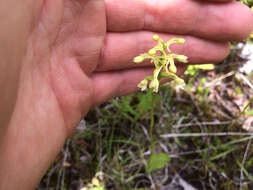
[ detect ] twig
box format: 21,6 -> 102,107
160,132 -> 253,138
140,124 -> 150,140
237,72 -> 253,89
205,71 -> 235,88
60,139 -> 70,190
173,120 -> 232,128
46,163 -> 61,188
239,137 -> 252,190
168,136 -> 253,158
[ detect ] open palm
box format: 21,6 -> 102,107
20,0 -> 252,134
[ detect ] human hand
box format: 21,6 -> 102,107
0,0 -> 252,189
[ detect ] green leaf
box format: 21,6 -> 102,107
138,90 -> 160,112
121,96 -> 137,116
245,109 -> 253,115
210,147 -> 238,161
138,90 -> 153,111
146,153 -> 171,173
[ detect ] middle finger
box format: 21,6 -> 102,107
96,31 -> 230,71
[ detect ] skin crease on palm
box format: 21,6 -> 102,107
0,0 -> 252,189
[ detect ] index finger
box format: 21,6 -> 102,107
105,0 -> 253,41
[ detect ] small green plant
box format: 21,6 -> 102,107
184,64 -> 214,77
133,35 -> 188,174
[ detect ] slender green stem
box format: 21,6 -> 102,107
149,93 -> 155,152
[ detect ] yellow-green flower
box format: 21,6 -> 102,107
152,35 -> 160,41
138,79 -> 148,91
133,35 -> 188,93
149,78 -> 159,93
133,56 -> 145,63
148,48 -> 156,55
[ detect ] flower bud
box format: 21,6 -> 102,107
175,78 -> 185,85
174,55 -> 188,63
169,63 -> 177,73
138,79 -> 148,91
133,56 -> 144,63
92,178 -> 100,187
148,49 -> 156,55
167,38 -> 185,45
152,35 -> 160,41
176,38 -> 185,44
250,32 -> 253,39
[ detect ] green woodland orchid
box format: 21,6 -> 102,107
133,35 -> 188,93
